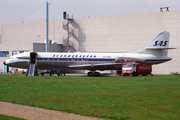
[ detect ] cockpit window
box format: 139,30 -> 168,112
8,57 -> 13,59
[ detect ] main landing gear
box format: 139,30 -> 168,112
87,72 -> 100,77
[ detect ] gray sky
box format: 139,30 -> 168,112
0,0 -> 180,34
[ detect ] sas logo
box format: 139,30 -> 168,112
153,41 -> 168,46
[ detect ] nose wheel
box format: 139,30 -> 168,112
87,72 -> 100,77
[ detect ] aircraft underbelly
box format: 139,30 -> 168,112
36,61 -> 67,69
36,60 -> 117,70
8,60 -> 29,69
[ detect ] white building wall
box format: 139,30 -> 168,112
0,21 -> 64,72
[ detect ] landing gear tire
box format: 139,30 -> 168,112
88,72 -> 94,76
132,73 -> 138,76
142,73 -> 147,76
94,72 -> 100,77
87,72 -> 100,77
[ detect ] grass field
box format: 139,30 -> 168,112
0,115 -> 25,120
0,74 -> 180,120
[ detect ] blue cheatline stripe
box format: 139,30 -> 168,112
44,58 -> 116,62
17,57 -> 29,59
17,57 -> 116,62
15,57 -> 171,63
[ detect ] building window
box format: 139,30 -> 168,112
12,50 -> 29,55
0,51 -> 9,57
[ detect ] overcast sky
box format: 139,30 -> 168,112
0,0 -> 180,34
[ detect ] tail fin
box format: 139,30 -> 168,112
145,31 -> 170,50
133,31 -> 175,56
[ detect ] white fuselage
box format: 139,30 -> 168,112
3,31 -> 173,75
4,51 -> 172,71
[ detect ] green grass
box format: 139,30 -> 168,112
0,74 -> 180,120
0,115 -> 25,120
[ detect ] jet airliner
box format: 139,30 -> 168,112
4,31 -> 173,76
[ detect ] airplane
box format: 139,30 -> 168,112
4,31 -> 174,76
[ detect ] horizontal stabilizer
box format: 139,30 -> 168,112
146,47 -> 176,50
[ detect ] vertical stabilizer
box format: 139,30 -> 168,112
145,31 -> 170,49
133,31 -> 174,56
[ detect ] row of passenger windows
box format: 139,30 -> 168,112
37,58 -> 114,61
53,54 -> 97,58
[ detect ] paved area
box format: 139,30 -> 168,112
0,102 -> 103,120
41,73 -> 121,77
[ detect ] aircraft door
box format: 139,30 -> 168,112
30,52 -> 37,64
27,52 -> 37,76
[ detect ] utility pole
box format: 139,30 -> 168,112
46,1 -> 49,52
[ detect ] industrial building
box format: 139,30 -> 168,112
0,11 -> 180,74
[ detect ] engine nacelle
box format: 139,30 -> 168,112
115,57 -> 124,63
116,57 -> 145,64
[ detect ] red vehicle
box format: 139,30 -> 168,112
122,62 -> 152,77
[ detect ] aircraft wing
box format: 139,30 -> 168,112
68,63 -> 123,70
